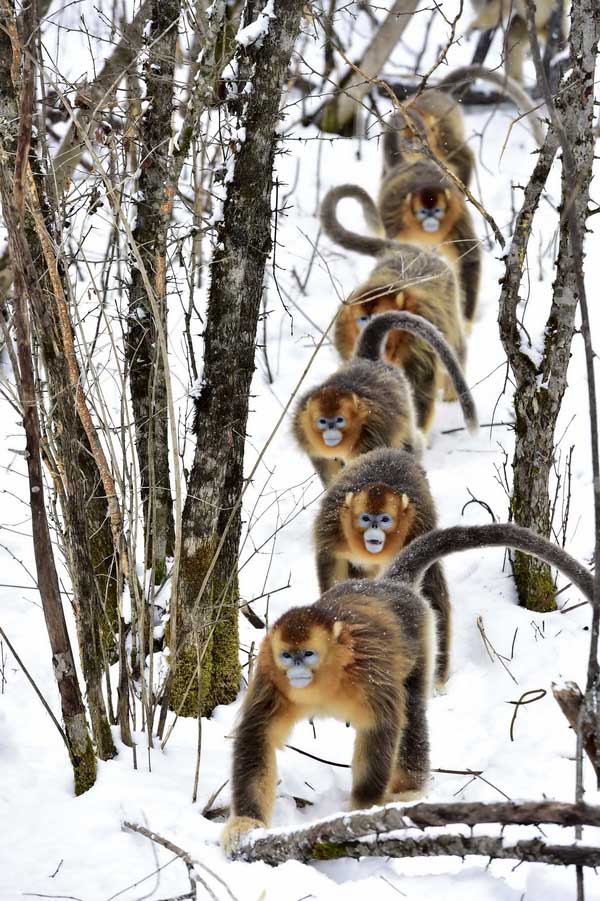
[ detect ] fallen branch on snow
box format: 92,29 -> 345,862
122,821 -> 238,901
231,800 -> 600,865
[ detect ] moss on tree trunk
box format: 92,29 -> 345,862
172,0 -> 306,718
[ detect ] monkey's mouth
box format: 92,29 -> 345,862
421,217 -> 441,233
363,527 -> 386,554
288,672 -> 313,688
323,428 -> 343,447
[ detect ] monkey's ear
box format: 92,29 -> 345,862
401,493 -> 409,510
350,393 -> 361,411
406,192 -> 412,205
395,292 -> 405,309
345,491 -> 354,507
332,620 -> 354,646
444,188 -> 451,201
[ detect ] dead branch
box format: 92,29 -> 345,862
244,833 -> 600,866
552,681 -> 600,779
232,800 -> 600,865
122,821 -> 238,901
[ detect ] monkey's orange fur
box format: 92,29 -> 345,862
337,485 -> 415,577
221,593 -> 432,855
298,388 -> 369,461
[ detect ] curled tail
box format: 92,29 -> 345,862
388,522 -> 593,602
320,184 -> 394,257
437,65 -> 545,147
355,311 -> 478,433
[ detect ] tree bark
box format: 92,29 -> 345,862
240,833 -> 600,867
126,0 -> 180,582
0,0 -> 96,792
553,681 -> 600,778
231,799 -> 600,864
320,0 -> 420,134
171,0 -> 307,717
0,0 -> 116,758
498,1 -> 598,611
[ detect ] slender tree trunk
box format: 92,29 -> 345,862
126,0 -> 180,582
498,1 -> 598,611
0,1 -> 96,792
171,0 -> 307,717
0,0 -> 116,757
319,0 -> 419,134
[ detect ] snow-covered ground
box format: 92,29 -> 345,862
1,2 -> 599,899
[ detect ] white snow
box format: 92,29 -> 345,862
236,0 -> 276,49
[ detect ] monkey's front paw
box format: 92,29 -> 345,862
221,816 -> 265,857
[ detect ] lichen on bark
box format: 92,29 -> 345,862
171,0 -> 306,718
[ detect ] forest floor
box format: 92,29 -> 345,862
1,2 -> 599,899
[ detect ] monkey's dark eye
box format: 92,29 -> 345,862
358,513 -> 371,527
280,651 -> 293,662
303,650 -> 315,659
379,514 -> 393,528
317,417 -> 328,429
335,416 -> 346,428
356,315 -> 370,327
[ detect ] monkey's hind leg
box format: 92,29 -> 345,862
441,373 -> 459,402
421,561 -> 451,687
505,16 -> 527,83
316,547 -> 350,593
313,456 -> 344,487
351,719 -> 402,810
405,352 -> 438,434
389,661 -> 430,801
441,341 -> 468,403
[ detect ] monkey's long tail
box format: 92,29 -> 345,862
355,310 -> 478,433
320,184 -> 394,257
437,65 -> 545,147
388,522 -> 593,602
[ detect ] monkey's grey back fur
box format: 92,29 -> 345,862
295,359 -> 416,453
365,247 -> 454,293
320,577 -> 429,645
356,311 -> 478,432
436,65 -> 545,146
316,448 -> 438,550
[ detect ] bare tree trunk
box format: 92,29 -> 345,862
0,0 -> 117,758
171,0 -> 307,717
498,1 -> 598,611
0,0 -> 96,793
126,0 -> 180,582
320,0 -> 420,134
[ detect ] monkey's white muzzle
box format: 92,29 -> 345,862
363,527 -> 386,553
287,667 -> 313,688
323,428 -> 343,447
421,217 -> 440,233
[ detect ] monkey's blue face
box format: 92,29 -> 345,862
316,415 -> 346,447
415,206 -> 445,232
357,512 -> 394,554
279,649 -> 320,688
